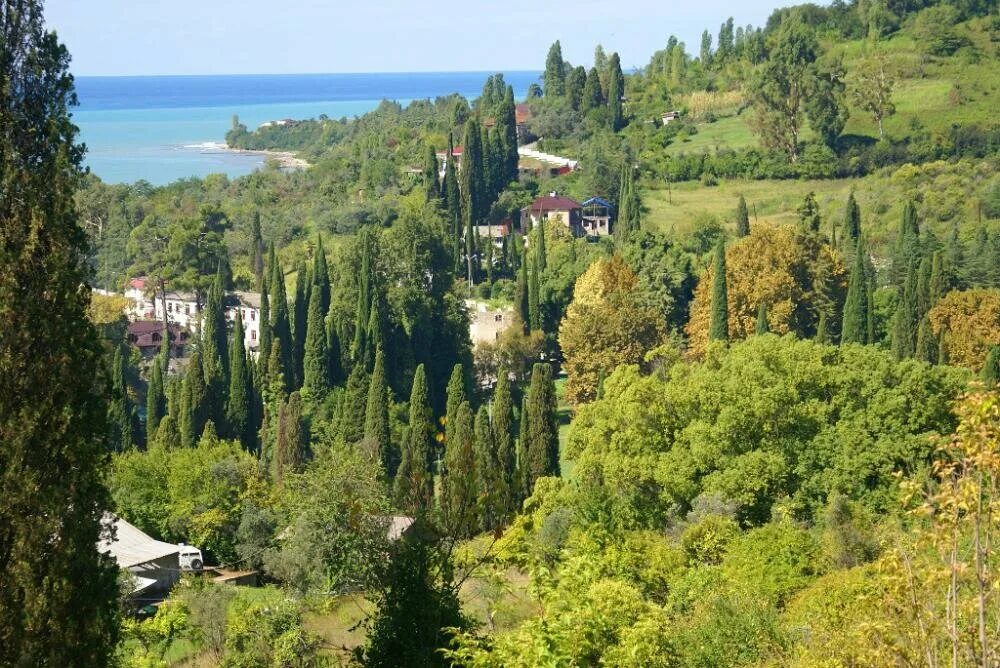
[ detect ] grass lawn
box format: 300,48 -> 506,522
664,115 -> 757,155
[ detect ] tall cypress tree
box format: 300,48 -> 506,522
313,234 -> 331,314
866,279 -> 877,345
709,241 -> 729,343
249,210 -> 265,281
892,263 -> 919,360
815,310 -> 830,344
444,144 -> 462,267
326,309 -> 344,386
608,52 -> 625,130
201,268 -> 228,425
982,346 -> 1000,387
929,250 -> 947,306
516,396 -> 530,503
492,373 -> 515,512
755,302 -> 770,335
516,255 -> 530,332
543,40 -> 566,97
499,85 -> 519,181
915,314 -> 938,364
445,363 -> 466,448
292,258 -> 308,389
841,238 -> 869,345
443,401 -> 477,536
303,287 -> 330,398
527,256 -> 541,332
339,362 -> 369,444
268,245 -> 293,387
916,256 -> 932,321
582,67 -> 604,112
258,273 -> 271,373
474,404 -> 503,531
108,346 -> 134,451
226,314 -> 253,450
364,348 -> 391,472
524,363 -> 559,498
180,349 -> 207,448
395,364 -> 434,512
844,191 -> 861,243
146,353 -> 166,437
736,195 -> 750,238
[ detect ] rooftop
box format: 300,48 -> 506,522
98,514 -> 181,569
524,194 -> 582,212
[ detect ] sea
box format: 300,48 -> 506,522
73,72 -> 540,186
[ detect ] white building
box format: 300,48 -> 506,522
466,300 -> 515,347
98,515 -> 201,599
124,278 -> 261,352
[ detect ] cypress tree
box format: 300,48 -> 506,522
180,349 -> 208,448
423,145 -> 441,201
273,391 -> 307,484
982,346 -> 1000,387
916,256 -> 932,320
709,241 -> 729,343
249,210 -> 265,280
365,297 -> 385,372
582,67 -> 603,112
866,279 -> 877,345
313,234 -> 331,315
364,348 -> 391,472
608,52 -> 625,130
474,404 -> 502,531
226,315 -> 253,449
201,269 -> 228,425
736,195 -> 750,238
596,368 -> 606,400
154,414 -> 180,451
516,256 -> 530,332
353,229 -> 373,361
567,65 -> 587,110
292,258 -> 308,389
755,302 -> 770,335
442,401 -> 477,536
303,286 -> 330,398
108,347 -> 134,451
146,354 -> 166,437
445,147 -> 462,267
528,256 -> 541,332
445,364 -> 466,446
395,364 -> 435,512
524,363 -> 559,497
841,238 -> 869,344
492,373 -> 515,510
616,163 -> 641,242
459,118 -> 486,227
844,191 -> 861,243
543,40 -> 566,97
929,251 -> 946,306
915,314 -> 938,364
258,273 -> 271,373
326,309 -> 344,386
516,396 -> 530,503
893,200 -> 920,283
500,85 -> 519,181
535,214 -> 547,272
268,246 -> 293,387
339,362 -> 369,444
892,264 -> 918,360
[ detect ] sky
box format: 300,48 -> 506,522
44,0 -> 784,77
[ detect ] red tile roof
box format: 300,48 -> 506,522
435,146 -> 464,157
515,104 -> 532,124
525,195 -> 582,212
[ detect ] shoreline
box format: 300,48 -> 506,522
186,141 -> 309,170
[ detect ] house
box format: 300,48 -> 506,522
474,220 -> 512,249
126,321 -> 189,357
126,278 -> 262,352
516,146 -> 579,179
521,193 -> 584,237
661,110 -> 682,125
435,146 -> 463,179
467,300 -> 515,346
581,197 -> 614,237
515,104 -> 534,144
98,515 -> 202,600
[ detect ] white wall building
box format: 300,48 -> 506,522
466,300 -> 515,347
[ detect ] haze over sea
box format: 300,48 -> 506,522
74,72 -> 539,185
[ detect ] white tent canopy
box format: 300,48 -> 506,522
98,514 -> 180,569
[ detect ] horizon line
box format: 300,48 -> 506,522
73,69 -> 544,79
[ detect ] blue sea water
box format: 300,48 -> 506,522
73,72 -> 540,185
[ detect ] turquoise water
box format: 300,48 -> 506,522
74,72 -> 538,185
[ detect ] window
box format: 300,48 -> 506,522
251,330 -> 256,341
185,304 -> 191,315
251,310 -> 255,321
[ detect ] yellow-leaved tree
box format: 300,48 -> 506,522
685,225 -> 846,357
559,255 -> 664,405
928,288 -> 1000,371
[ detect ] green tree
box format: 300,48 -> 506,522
528,256 -> 542,331
226,315 -> 253,450
200,268 -> 228,426
302,287 -> 330,398
443,401 -> 477,535
108,346 -> 135,451
268,245 -> 293,387
395,364 -> 435,512
272,391 -> 307,484
849,51 -> 895,140
567,65 -> 587,110
582,67 -> 604,112
748,16 -> 819,162
445,363 -> 466,449
147,352 -> 166,437
798,192 -> 821,232
292,258 -> 308,388
0,3 -> 121,658
892,265 -> 918,360
180,349 -> 208,448
736,195 -> 750,238
709,241 -> 730,343
339,362 -> 370,445
423,145 -> 441,201
844,191 -> 861,243
364,349 -> 391,472
616,163 -> 641,242
700,29 -> 713,66
474,404 -> 503,530
982,346 -> 1000,387
492,373 -> 515,513
608,52 -> 625,130
544,40 -> 567,97
524,363 -> 559,497
842,238 -> 869,345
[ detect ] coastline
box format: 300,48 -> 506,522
185,141 -> 309,170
